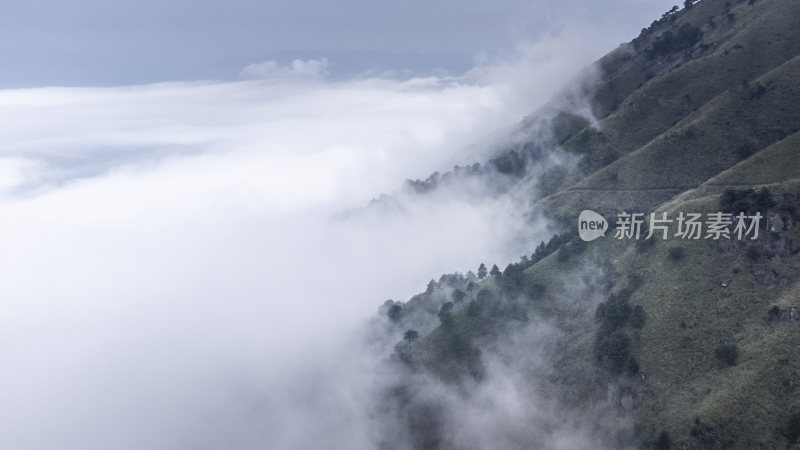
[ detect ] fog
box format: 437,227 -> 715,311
2,33 -> 618,449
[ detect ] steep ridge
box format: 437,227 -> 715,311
540,0 -> 800,216
372,0 -> 800,448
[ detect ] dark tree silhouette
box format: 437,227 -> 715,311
387,304 -> 402,322
477,263 -> 487,279
426,279 -> 436,294
451,289 -> 466,305
438,302 -> 455,327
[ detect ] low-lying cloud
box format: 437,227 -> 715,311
0,31 -> 615,449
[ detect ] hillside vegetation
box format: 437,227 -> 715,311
374,0 -> 800,448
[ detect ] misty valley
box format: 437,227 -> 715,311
3,0 -> 800,449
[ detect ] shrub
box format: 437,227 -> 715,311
720,188 -> 775,215
668,247 -> 685,261
714,344 -> 739,366
768,305 -> 781,321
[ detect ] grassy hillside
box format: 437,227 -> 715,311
376,0 -> 800,448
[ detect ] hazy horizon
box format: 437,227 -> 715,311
1,0 -> 676,87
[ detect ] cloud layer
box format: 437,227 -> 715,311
0,33 -> 610,448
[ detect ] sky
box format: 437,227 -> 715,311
0,0 -> 677,87
0,1 -> 679,448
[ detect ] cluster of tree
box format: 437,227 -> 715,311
720,187 -> 775,215
646,23 -> 703,59
425,271 -> 479,295
637,3 -> 681,40
405,142 -> 548,197
405,163 -> 484,194
594,287 -> 646,374
473,234 -> 570,299
663,5 -> 680,19
394,329 -> 418,366
465,288 -> 528,328
391,231 -> 579,370
387,302 -> 403,322
531,233 -> 572,266
438,302 -> 455,328
475,262 -> 501,280
489,150 -> 527,177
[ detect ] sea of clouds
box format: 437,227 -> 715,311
0,33 -> 619,448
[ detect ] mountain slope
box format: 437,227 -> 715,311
373,0 -> 800,448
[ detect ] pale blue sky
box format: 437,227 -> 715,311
0,0 -> 677,87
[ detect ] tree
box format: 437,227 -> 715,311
451,289 -> 466,305
490,264 -> 501,277
438,302 -> 455,327
684,0 -> 695,8
500,263 -> 524,294
387,304 -> 402,322
403,329 -> 419,343
426,279 -> 436,294
477,263 -> 487,279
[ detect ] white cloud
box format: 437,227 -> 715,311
240,58 -> 331,80
0,30 -> 602,447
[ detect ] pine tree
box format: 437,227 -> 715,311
490,264 -> 501,277
426,279 -> 436,294
477,263 -> 487,279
